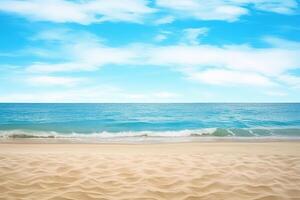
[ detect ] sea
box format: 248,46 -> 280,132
0,103 -> 300,143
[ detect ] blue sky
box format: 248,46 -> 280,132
0,0 -> 300,102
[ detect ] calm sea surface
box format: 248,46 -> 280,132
0,103 -> 300,141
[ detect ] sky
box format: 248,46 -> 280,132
0,0 -> 300,103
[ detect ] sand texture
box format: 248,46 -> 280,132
0,142 -> 300,200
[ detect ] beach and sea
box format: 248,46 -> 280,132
0,103 -> 300,200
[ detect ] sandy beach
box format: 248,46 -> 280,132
0,142 -> 300,200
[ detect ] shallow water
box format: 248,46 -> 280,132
0,103 -> 299,141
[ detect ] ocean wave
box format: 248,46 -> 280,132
0,128 -> 300,139
0,128 -> 216,138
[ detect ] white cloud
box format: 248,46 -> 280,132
182,28 -> 209,45
26,30 -> 138,73
154,34 -> 167,42
0,86 -> 181,103
265,91 -> 287,97
154,31 -> 171,42
253,0 -> 298,14
26,75 -> 85,87
31,28 -> 75,41
156,0 -> 298,22
186,69 -> 274,86
277,74 -> 300,88
264,36 -> 300,49
154,15 -> 175,24
27,43 -> 137,72
0,86 -> 120,103
0,0 -> 297,25
0,0 -> 155,24
156,0 -> 248,22
145,37 -> 300,87
146,41 -> 300,77
23,30 -> 300,89
27,62 -> 95,73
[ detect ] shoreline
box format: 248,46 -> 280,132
1,141 -> 300,154
1,136 -> 300,144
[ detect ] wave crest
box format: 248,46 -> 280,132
0,128 -> 217,138
1,128 -> 300,139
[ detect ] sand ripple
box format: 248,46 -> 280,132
0,151 -> 300,199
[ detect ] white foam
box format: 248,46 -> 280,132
0,128 -> 217,138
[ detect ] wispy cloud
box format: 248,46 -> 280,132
186,69 -> 274,87
154,15 -> 175,25
0,85 -> 181,103
182,28 -> 209,45
277,74 -> 300,89
154,31 -> 171,42
156,0 -> 298,22
1,1 -> 299,103
0,0 -> 298,24
26,29 -> 137,73
154,34 -> 167,42
0,0 -> 155,24
26,75 -> 85,87
156,0 -> 248,22
254,0 -> 298,14
23,29 -> 300,89
266,91 -> 288,97
146,43 -> 300,77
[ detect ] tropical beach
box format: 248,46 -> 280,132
0,103 -> 300,199
1,0 -> 300,199
1,142 -> 300,200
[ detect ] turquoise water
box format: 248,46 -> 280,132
0,103 -> 300,141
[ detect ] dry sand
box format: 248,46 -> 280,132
0,142 -> 300,200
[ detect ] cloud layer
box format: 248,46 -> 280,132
0,0 -> 155,24
157,0 -> 298,22
22,29 -> 300,89
0,0 -> 298,24
0,1 -> 299,102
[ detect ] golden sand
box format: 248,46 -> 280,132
0,142 -> 300,200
